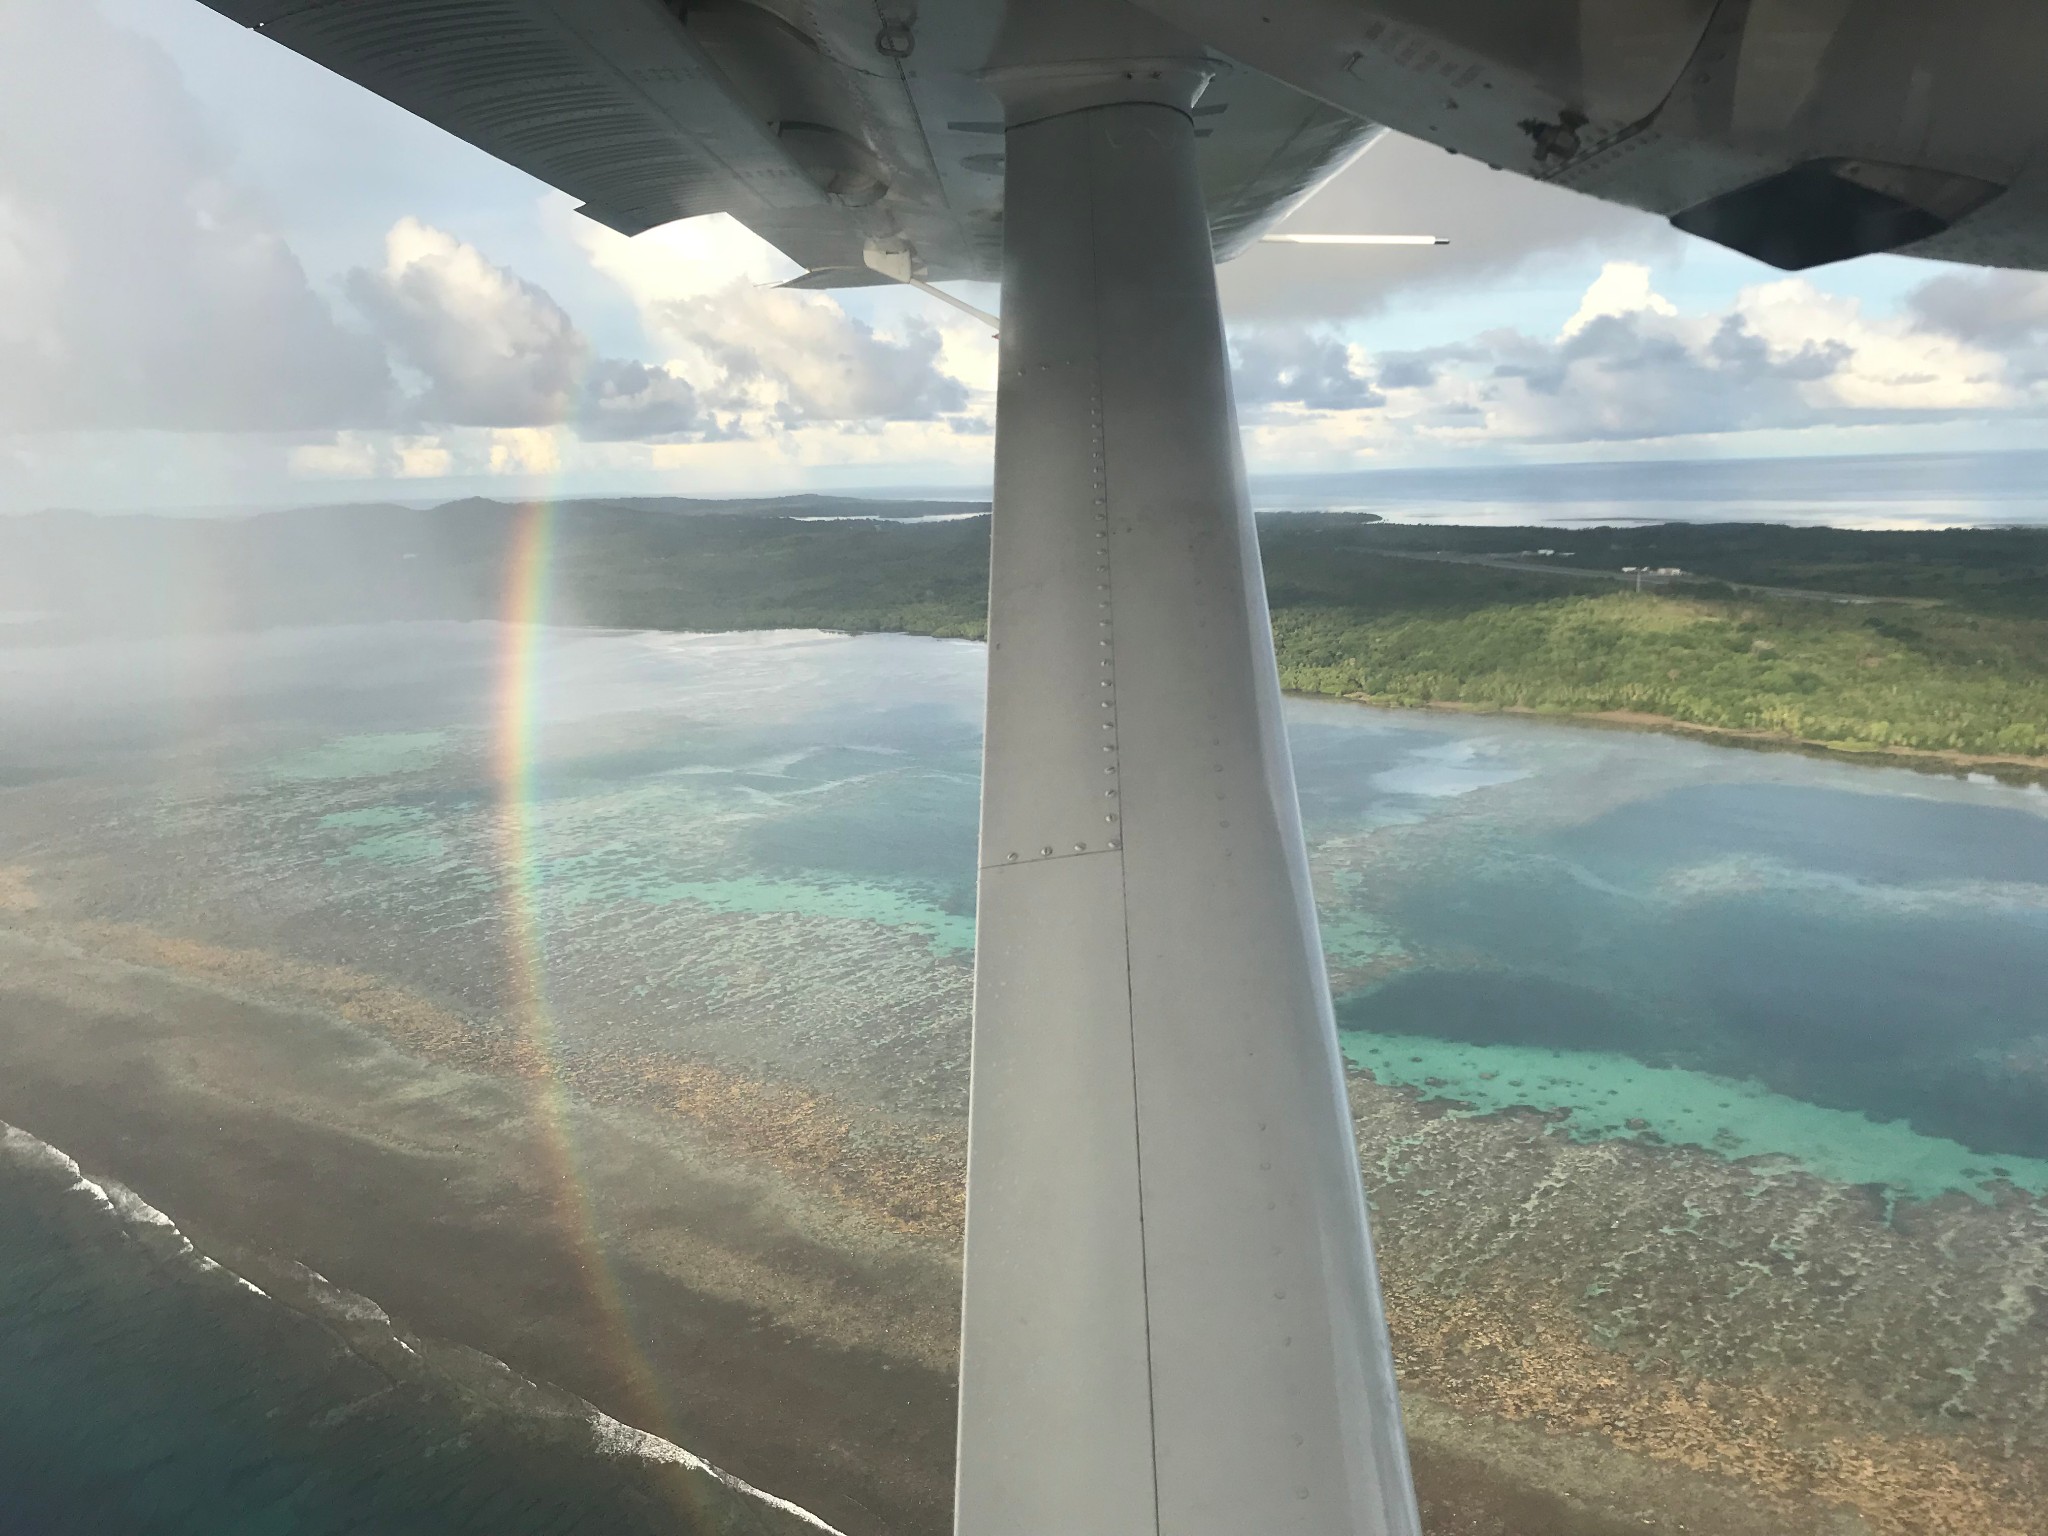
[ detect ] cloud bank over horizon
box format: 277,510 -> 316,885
2,0 -> 2046,511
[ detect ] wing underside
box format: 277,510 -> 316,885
199,0 -> 1377,283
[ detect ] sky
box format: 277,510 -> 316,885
2,0 -> 2046,513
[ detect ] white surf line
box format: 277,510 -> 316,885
1,1121 -> 268,1296
0,1118 -> 850,1534
589,1415 -> 849,1534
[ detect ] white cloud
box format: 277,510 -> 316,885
1234,329 -> 1383,411
1232,263 -> 2034,453
1908,269 -> 2048,344
287,433 -> 455,480
1561,262 -> 1678,337
572,214 -> 975,428
7,2 -> 2048,510
0,0 -> 390,433
345,217 -> 708,441
348,218 -> 586,428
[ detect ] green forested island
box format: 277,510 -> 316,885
6,497 -> 2046,765
1257,519 -> 2048,763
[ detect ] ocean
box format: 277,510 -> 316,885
0,621 -> 2043,1530
0,1125 -> 834,1536
1247,449 -> 2048,528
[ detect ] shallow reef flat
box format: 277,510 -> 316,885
1,897 -> 2042,1535
1,625 -> 2043,1534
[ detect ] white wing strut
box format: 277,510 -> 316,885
864,244 -> 1002,332
954,48 -> 1420,1536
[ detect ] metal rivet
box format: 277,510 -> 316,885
1007,852 -> 1017,861
1074,843 -> 1086,852
1105,815 -> 1117,823
1041,846 -> 1053,856
1108,839 -> 1120,849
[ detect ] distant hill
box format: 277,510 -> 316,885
4,497 -> 2046,765
0,495 -> 989,638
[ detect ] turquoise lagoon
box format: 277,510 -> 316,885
10,622 -> 2046,1199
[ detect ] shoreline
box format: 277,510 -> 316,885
0,1117 -> 850,1536
0,922 -> 963,1535
1322,691 -> 2048,782
4,909 -> 2043,1534
9,611 -> 2044,788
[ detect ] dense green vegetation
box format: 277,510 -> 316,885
1257,519 -> 2048,760
1319,518 -> 2048,616
549,508 -> 990,640
1271,590 -> 2048,757
7,499 -> 2045,762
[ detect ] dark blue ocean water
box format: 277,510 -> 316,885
1249,449 -> 2048,527
0,1127 -> 822,1536
878,449 -> 2048,528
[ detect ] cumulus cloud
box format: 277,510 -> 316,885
347,219 -> 586,428
672,289 -> 967,422
572,214 -> 973,428
0,0 -> 391,432
0,7 -> 706,447
1906,269 -> 2048,399
1908,269 -> 2048,343
578,359 -> 707,442
14,0 -> 2048,509
1234,263 -> 2031,448
346,218 -> 705,439
3,2 -> 966,458
1233,329 -> 1383,410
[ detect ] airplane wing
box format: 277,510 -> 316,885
205,1 -> 2048,282
1134,0 -> 2048,273
196,0 -> 1378,285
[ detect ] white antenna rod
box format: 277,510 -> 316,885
903,277 -> 1001,330
1261,234 -> 1448,246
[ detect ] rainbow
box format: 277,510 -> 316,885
491,501 -> 701,1485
